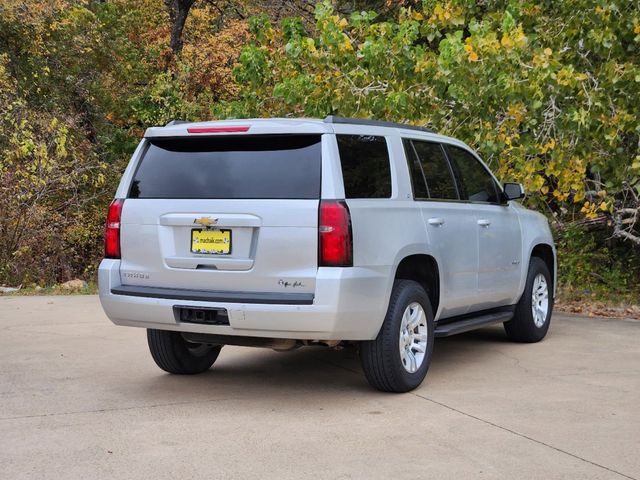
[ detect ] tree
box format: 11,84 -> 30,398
165,0 -> 197,54
163,0 -> 421,55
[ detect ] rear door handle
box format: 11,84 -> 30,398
428,218 -> 445,226
477,219 -> 491,227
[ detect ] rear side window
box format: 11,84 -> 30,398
337,135 -> 391,198
446,145 -> 500,203
129,135 -> 322,199
409,140 -> 458,200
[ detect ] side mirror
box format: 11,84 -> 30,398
503,182 -> 525,201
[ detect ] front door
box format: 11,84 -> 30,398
444,145 -> 522,311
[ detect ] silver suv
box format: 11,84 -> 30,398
99,116 -> 556,392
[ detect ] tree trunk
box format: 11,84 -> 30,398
165,0 -> 196,54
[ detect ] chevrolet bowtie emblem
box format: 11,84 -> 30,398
193,216 -> 218,227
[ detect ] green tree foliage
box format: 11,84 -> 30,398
1,0 -> 639,299
222,0 -> 640,229
218,0 -> 640,297
0,0 -> 248,285
0,53 -> 108,284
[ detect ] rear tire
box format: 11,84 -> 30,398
504,257 -> 553,343
360,280 -> 435,393
147,329 -> 222,374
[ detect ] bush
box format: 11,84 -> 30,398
556,224 -> 639,301
0,55 -> 109,286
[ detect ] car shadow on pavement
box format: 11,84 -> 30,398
137,324 -> 512,398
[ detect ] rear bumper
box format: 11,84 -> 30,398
98,259 -> 391,340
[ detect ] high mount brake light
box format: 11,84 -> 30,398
104,199 -> 124,259
319,200 -> 353,267
186,126 -> 250,134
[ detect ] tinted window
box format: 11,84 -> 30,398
411,140 -> 458,200
447,146 -> 500,203
129,135 -> 321,199
337,135 -> 391,198
402,139 -> 429,199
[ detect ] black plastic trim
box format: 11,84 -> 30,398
111,285 -> 314,305
435,306 -> 515,337
173,305 -> 230,325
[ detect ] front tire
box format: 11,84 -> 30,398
360,280 -> 435,393
147,329 -> 222,374
504,257 -> 553,343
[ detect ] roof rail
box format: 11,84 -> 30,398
323,115 -> 435,133
165,119 -> 189,126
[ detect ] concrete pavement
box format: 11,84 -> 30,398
0,295 -> 638,479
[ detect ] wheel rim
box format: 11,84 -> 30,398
399,302 -> 429,374
531,273 -> 549,328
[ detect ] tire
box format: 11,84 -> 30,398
360,280 -> 435,393
504,257 -> 553,343
147,329 -> 222,374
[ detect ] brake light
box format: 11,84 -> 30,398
187,126 -> 250,133
319,200 -> 353,267
104,199 -> 124,259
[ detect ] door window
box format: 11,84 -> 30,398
402,139 -> 429,199
446,146 -> 501,203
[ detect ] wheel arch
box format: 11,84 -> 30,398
529,243 -> 556,298
392,253 -> 441,319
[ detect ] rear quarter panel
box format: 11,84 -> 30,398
326,131 -> 441,327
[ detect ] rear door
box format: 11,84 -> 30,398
118,134 -> 323,296
403,138 -> 479,318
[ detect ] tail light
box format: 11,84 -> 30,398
319,200 -> 353,267
104,199 -> 124,259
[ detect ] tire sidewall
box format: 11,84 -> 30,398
385,281 -> 435,391
147,329 -> 221,374
520,258 -> 553,340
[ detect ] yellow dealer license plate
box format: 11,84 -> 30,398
191,229 -> 231,255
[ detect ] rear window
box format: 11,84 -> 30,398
337,135 -> 392,198
129,135 -> 322,199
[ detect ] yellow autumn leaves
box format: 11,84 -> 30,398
464,41 -> 479,62
581,190 -> 611,220
428,2 -> 465,27
462,26 -> 527,62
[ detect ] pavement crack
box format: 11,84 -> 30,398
410,391 -> 638,480
312,354 -> 638,480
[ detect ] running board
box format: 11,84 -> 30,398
434,311 -> 514,338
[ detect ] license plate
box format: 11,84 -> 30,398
191,229 -> 231,255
